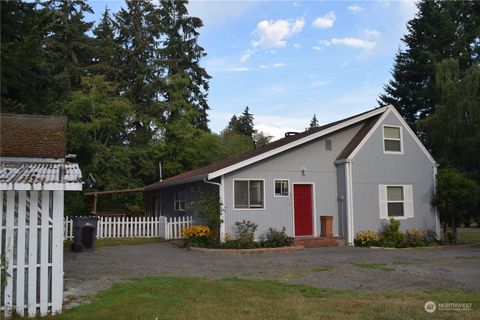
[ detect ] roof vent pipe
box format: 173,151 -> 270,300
285,132 -> 300,137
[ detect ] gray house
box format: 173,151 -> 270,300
145,105 -> 439,244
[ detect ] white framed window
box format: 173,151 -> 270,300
274,179 -> 289,197
379,185 -> 414,219
383,125 -> 403,154
174,191 -> 186,211
233,179 -> 264,209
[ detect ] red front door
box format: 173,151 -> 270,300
294,184 -> 313,236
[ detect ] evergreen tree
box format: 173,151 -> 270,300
158,0 -> 211,130
90,7 -> 118,82
0,0 -> 55,114
308,114 -> 319,130
42,0 -> 94,91
379,0 -> 480,129
115,0 -> 162,145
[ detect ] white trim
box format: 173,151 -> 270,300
388,106 -> 437,164
345,161 -> 355,245
273,179 -> 290,197
174,191 -> 186,212
347,108 -> 391,160
292,182 -> 317,237
382,124 -> 404,155
0,156 -> 65,163
379,184 -> 415,220
433,165 -> 440,238
232,178 -> 266,211
208,106 -> 389,179
345,105 -> 437,165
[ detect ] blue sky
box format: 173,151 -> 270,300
88,0 -> 418,139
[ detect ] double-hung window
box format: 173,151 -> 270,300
274,180 -> 289,197
234,180 -> 264,209
379,185 -> 414,219
174,191 -> 186,211
383,125 -> 402,153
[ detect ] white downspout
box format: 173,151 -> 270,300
433,164 -> 440,239
203,177 -> 226,242
345,160 -> 355,245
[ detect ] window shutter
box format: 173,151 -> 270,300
404,185 -> 414,218
378,185 -> 388,219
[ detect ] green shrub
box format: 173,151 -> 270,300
354,230 -> 380,247
234,220 -> 258,248
378,218 -> 405,248
259,227 -> 293,248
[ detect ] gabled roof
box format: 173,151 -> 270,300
145,106 -> 389,191
0,114 -> 67,159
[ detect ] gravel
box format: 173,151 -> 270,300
64,242 -> 480,299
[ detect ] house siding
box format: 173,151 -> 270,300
223,123 -> 363,238
351,111 -> 436,234
335,162 -> 347,238
145,181 -> 217,224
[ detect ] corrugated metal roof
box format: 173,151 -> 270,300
0,161 -> 82,190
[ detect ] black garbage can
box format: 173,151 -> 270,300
71,216 -> 98,252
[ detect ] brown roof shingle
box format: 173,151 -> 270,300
0,114 -> 67,159
145,107 -> 386,191
336,115 -> 381,160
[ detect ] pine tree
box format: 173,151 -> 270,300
308,114 -> 319,130
379,0 -> 480,129
115,0 -> 162,145
90,8 -> 118,82
158,0 -> 211,130
42,0 -> 94,91
0,0 -> 56,114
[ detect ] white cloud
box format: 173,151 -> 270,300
293,43 -> 301,48
312,45 -> 322,51
311,81 -> 328,88
272,62 -> 286,68
364,29 -> 381,39
254,115 -> 309,140
252,18 -> 305,49
347,4 -> 363,13
227,67 -> 252,72
328,38 -> 376,50
240,51 -> 251,63
312,11 -> 336,29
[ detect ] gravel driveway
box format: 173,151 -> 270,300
64,242 -> 480,299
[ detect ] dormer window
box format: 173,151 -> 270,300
383,125 -> 403,153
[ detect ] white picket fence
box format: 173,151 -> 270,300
64,215 -> 194,241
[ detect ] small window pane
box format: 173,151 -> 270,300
387,186 -> 403,201
275,180 -> 289,196
249,180 -> 264,207
234,181 -> 249,208
384,140 -> 401,152
388,203 -> 404,216
384,127 -> 400,139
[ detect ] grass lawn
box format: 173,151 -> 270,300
64,237 -> 164,251
37,276 -> 479,320
457,228 -> 480,244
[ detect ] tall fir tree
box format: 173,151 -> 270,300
90,7 -> 119,82
115,0 -> 162,145
379,0 -> 480,129
42,0 -> 94,92
158,0 -> 211,130
0,0 -> 56,114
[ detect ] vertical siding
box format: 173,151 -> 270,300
223,124 -> 363,238
351,112 -> 436,233
145,181 -> 217,225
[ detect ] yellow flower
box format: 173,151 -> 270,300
181,225 -> 213,238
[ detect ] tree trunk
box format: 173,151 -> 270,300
452,216 -> 458,245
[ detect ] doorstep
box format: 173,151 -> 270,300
294,236 -> 343,248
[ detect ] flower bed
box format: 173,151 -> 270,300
182,220 -> 294,249
354,218 -> 439,248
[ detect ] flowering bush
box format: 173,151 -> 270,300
354,230 -> 380,247
182,225 -> 214,247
